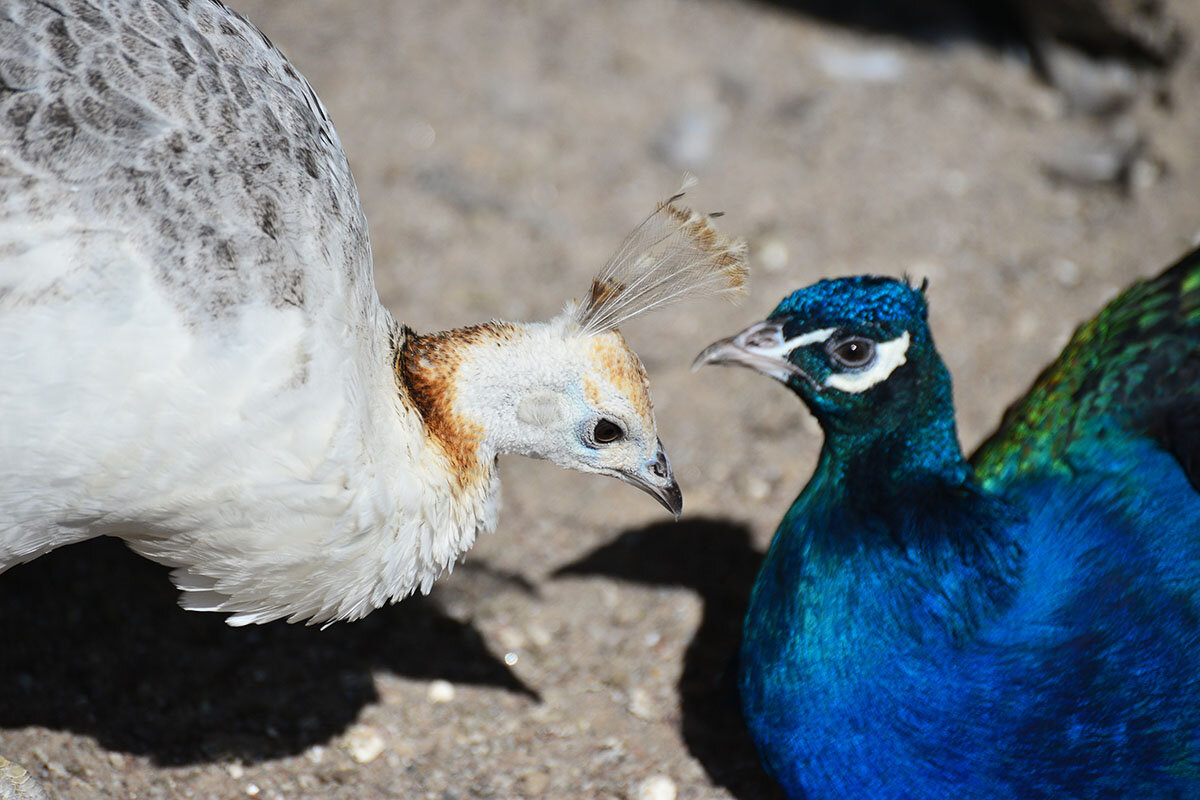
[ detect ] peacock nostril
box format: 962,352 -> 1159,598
744,322 -> 784,349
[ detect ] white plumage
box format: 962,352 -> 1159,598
0,0 -> 746,625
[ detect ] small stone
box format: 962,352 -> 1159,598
340,724 -> 386,764
526,623 -> 553,648
495,625 -> 526,651
653,107 -> 722,169
743,475 -> 771,502
1050,258 -> 1080,287
245,784 -> 260,797
814,44 -> 905,83
1015,311 -> 1040,341
1041,118 -> 1142,186
517,770 -> 551,795
758,238 -> 789,273
1129,158 -> 1160,192
428,679 -> 456,703
227,764 -> 245,779
628,687 -> 660,721
634,775 -> 677,800
404,120 -> 436,150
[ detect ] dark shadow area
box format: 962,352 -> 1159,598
0,538 -> 535,766
747,0 -> 1025,51
557,517 -> 787,800
744,0 -> 1182,67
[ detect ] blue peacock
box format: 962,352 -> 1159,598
694,248 -> 1200,799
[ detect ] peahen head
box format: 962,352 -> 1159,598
400,187 -> 748,517
695,276 -> 961,468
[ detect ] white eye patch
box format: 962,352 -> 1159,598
824,331 -> 910,394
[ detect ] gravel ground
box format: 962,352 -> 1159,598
4,1 -> 1200,798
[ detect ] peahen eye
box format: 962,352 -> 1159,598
593,419 -> 624,444
829,337 -> 876,369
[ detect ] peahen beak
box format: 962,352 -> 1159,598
619,438 -> 683,519
693,319 -> 820,391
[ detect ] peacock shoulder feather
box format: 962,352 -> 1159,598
972,247 -> 1200,491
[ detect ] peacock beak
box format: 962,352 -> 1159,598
693,319 -> 820,391
619,438 -> 683,519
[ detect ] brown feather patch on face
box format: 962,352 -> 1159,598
396,322 -> 516,489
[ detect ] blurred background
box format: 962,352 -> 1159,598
3,1 -> 1200,798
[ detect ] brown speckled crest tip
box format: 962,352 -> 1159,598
572,191 -> 749,336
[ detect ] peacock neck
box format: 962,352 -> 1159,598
816,384 -> 971,507
749,395 -> 1023,658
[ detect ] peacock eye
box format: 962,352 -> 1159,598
829,337 -> 876,369
592,419 -> 624,445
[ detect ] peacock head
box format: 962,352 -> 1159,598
399,183 -> 747,518
694,276 -> 950,436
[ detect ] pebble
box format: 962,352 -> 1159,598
742,475 -> 771,502
404,120 -> 436,150
1041,44 -> 1138,116
428,679 -> 457,703
1050,258 -> 1080,287
1129,158 -> 1160,192
526,622 -> 553,648
340,724 -> 386,764
757,238 -> 789,273
495,625 -> 526,651
653,107 -> 722,169
227,764 -> 245,779
517,770 -> 551,795
814,44 -> 905,83
634,775 -> 677,800
1041,118 -> 1141,186
628,687 -> 660,721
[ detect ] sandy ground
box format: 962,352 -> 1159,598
4,1 -> 1200,798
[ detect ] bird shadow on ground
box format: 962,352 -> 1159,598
0,538 -> 535,766
556,517 -> 787,800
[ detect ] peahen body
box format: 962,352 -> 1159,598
0,0 -> 746,626
695,249 -> 1200,798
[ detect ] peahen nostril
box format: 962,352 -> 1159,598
651,456 -> 669,479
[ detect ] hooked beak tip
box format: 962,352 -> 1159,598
691,340 -> 731,372
621,442 -> 683,518
661,481 -> 683,520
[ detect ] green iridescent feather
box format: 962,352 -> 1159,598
973,248 -> 1200,490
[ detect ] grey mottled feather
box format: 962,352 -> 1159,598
0,0 -> 370,323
